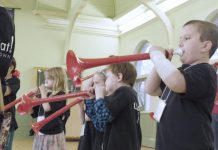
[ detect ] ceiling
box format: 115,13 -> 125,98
31,0 -> 166,18
0,0 -> 146,18
32,0 -> 139,18
0,0 -> 191,37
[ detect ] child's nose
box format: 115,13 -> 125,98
179,40 -> 183,48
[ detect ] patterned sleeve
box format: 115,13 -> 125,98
85,98 -> 113,132
85,99 -> 95,118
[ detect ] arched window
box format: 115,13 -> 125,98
134,40 -> 153,112
135,40 -> 154,76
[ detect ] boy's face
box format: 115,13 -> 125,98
105,70 -> 119,95
179,24 -> 206,64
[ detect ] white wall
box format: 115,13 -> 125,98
68,32 -> 119,76
14,3 -> 66,96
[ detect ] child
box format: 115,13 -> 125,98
85,63 -> 142,150
32,67 -> 68,150
0,6 -> 15,130
3,57 -> 20,150
77,71 -> 106,150
145,20 -> 218,150
0,7 -> 16,150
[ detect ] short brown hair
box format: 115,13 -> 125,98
107,62 -> 137,87
184,20 -> 218,57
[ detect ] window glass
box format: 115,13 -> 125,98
134,41 -> 153,112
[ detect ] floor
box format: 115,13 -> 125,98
12,135 -> 154,150
11,114 -> 155,150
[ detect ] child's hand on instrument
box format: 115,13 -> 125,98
86,87 -> 95,99
166,48 -> 174,61
38,84 -> 47,98
95,85 -> 106,100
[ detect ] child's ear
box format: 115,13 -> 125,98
202,41 -> 212,53
117,73 -> 123,82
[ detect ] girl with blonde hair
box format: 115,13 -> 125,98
32,67 -> 69,150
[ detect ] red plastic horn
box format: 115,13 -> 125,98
4,91 -> 35,111
149,112 -> 155,121
32,98 -> 83,133
66,50 -> 155,85
17,91 -> 89,115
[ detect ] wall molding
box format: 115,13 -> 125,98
42,15 -> 120,37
